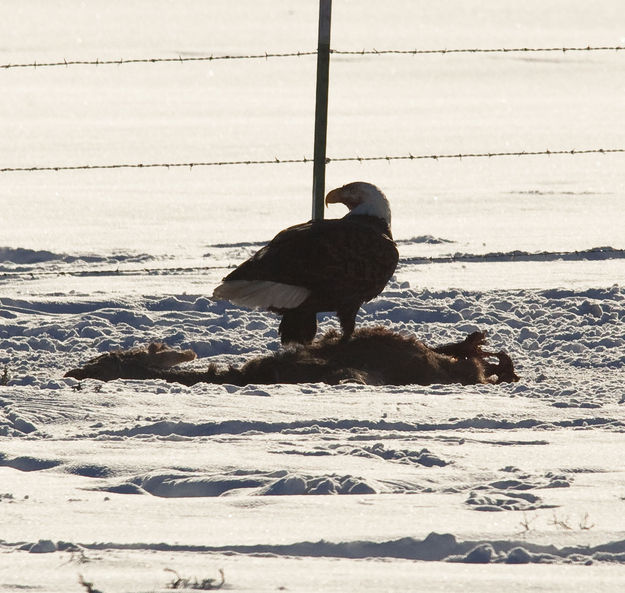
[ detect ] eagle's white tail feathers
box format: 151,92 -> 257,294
213,280 -> 311,310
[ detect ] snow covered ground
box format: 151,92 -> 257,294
1,1 -> 625,591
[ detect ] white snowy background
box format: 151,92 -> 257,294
1,1 -> 625,591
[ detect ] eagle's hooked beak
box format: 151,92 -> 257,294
324,188 -> 341,208
325,187 -> 359,210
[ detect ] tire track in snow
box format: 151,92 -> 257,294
3,246 -> 625,282
6,532 -> 625,564
94,415 -> 624,439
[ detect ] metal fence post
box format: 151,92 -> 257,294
311,0 -> 332,221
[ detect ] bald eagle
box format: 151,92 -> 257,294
212,182 -> 399,344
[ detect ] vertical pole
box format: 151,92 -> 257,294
311,0 -> 332,221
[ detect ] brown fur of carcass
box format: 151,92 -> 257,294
65,327 -> 518,387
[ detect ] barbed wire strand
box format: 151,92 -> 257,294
2,46 -> 624,70
0,51 -> 317,70
332,46 -> 625,57
2,148 -> 623,174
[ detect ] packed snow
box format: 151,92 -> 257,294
1,1 -> 625,591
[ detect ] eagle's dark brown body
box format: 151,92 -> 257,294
222,215 -> 399,344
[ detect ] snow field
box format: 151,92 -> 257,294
1,279 -> 624,591
2,0 -> 625,590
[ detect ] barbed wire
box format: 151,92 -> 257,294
0,157 -> 310,173
2,45 -> 624,70
2,148 -> 623,174
332,45 -> 625,57
0,51 -> 317,70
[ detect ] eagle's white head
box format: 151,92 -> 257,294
325,181 -> 391,226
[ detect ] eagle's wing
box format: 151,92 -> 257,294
213,219 -> 398,310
